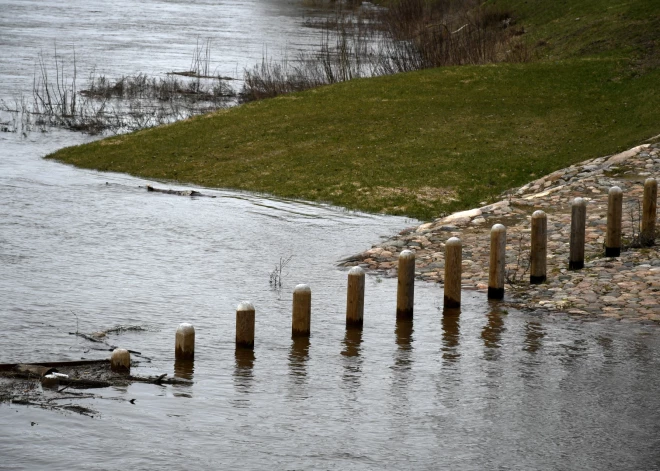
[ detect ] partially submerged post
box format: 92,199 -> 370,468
175,323 -> 195,360
346,267 -> 365,328
396,250 -> 415,320
292,284 -> 311,338
569,197 -> 587,270
530,210 -> 547,284
111,348 -> 130,373
641,178 -> 657,246
444,237 -> 462,308
488,224 -> 506,300
606,186 -> 623,257
236,302 -> 255,349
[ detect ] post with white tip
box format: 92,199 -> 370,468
396,250 -> 415,320
530,210 -> 547,284
111,348 -> 130,373
236,302 -> 255,349
606,186 -> 623,257
444,237 -> 462,308
346,267 -> 365,328
569,197 -> 587,270
641,178 -> 657,247
292,284 -> 311,338
175,323 -> 195,360
488,224 -> 506,299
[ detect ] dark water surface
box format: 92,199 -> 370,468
1,1 -> 660,470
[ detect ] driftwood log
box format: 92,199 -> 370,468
1,360 -> 192,388
145,185 -> 215,198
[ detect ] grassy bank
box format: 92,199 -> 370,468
48,0 -> 660,221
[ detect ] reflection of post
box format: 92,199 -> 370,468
441,308 -> 460,362
642,178 -> 657,247
341,328 -> 363,389
444,237 -> 462,307
396,250 -> 415,320
289,337 -> 310,379
233,348 -> 255,396
481,309 -> 505,350
394,320 -> 414,368
530,210 -> 547,284
346,267 -> 365,328
606,186 -> 623,257
174,359 -> 194,380
341,328 -> 363,358
523,320 -> 545,353
488,224 -> 506,299
292,284 -> 312,338
235,348 -> 255,372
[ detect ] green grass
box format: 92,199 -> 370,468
48,0 -> 660,221
496,0 -> 660,67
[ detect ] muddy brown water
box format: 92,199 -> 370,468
1,1 -> 660,469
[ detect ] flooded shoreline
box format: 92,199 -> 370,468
1,1 -> 660,469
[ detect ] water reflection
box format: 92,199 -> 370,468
394,320 -> 414,369
173,359 -> 194,380
172,359 -> 194,398
341,328 -> 363,358
482,307 -> 506,360
391,319 -> 414,408
341,328 -> 363,391
441,308 -> 461,363
524,320 -> 546,353
289,337 -> 310,384
233,349 -> 255,405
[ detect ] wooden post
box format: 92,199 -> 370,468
642,178 -> 657,246
396,250 -> 415,320
569,197 -> 587,270
292,284 -> 311,338
346,266 -> 365,328
606,186 -> 623,257
530,210 -> 547,284
110,348 -> 130,373
488,224 -> 506,299
444,237 -> 462,308
175,323 -> 195,360
236,302 -> 255,349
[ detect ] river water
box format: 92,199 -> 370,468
1,1 -> 660,470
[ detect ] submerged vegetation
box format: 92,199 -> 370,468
47,0 -> 660,220
0,42 -> 235,135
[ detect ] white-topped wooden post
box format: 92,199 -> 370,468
444,237 -> 462,308
569,197 -> 587,270
292,284 -> 311,338
642,178 -> 657,246
488,224 -> 506,299
236,302 -> 255,349
111,348 -> 130,373
396,250 -> 415,320
530,210 -> 547,284
606,186 -> 623,257
346,266 -> 365,328
175,323 -> 195,360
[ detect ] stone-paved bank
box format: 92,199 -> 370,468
342,142 -> 660,323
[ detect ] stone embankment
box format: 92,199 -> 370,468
342,141 -> 660,323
